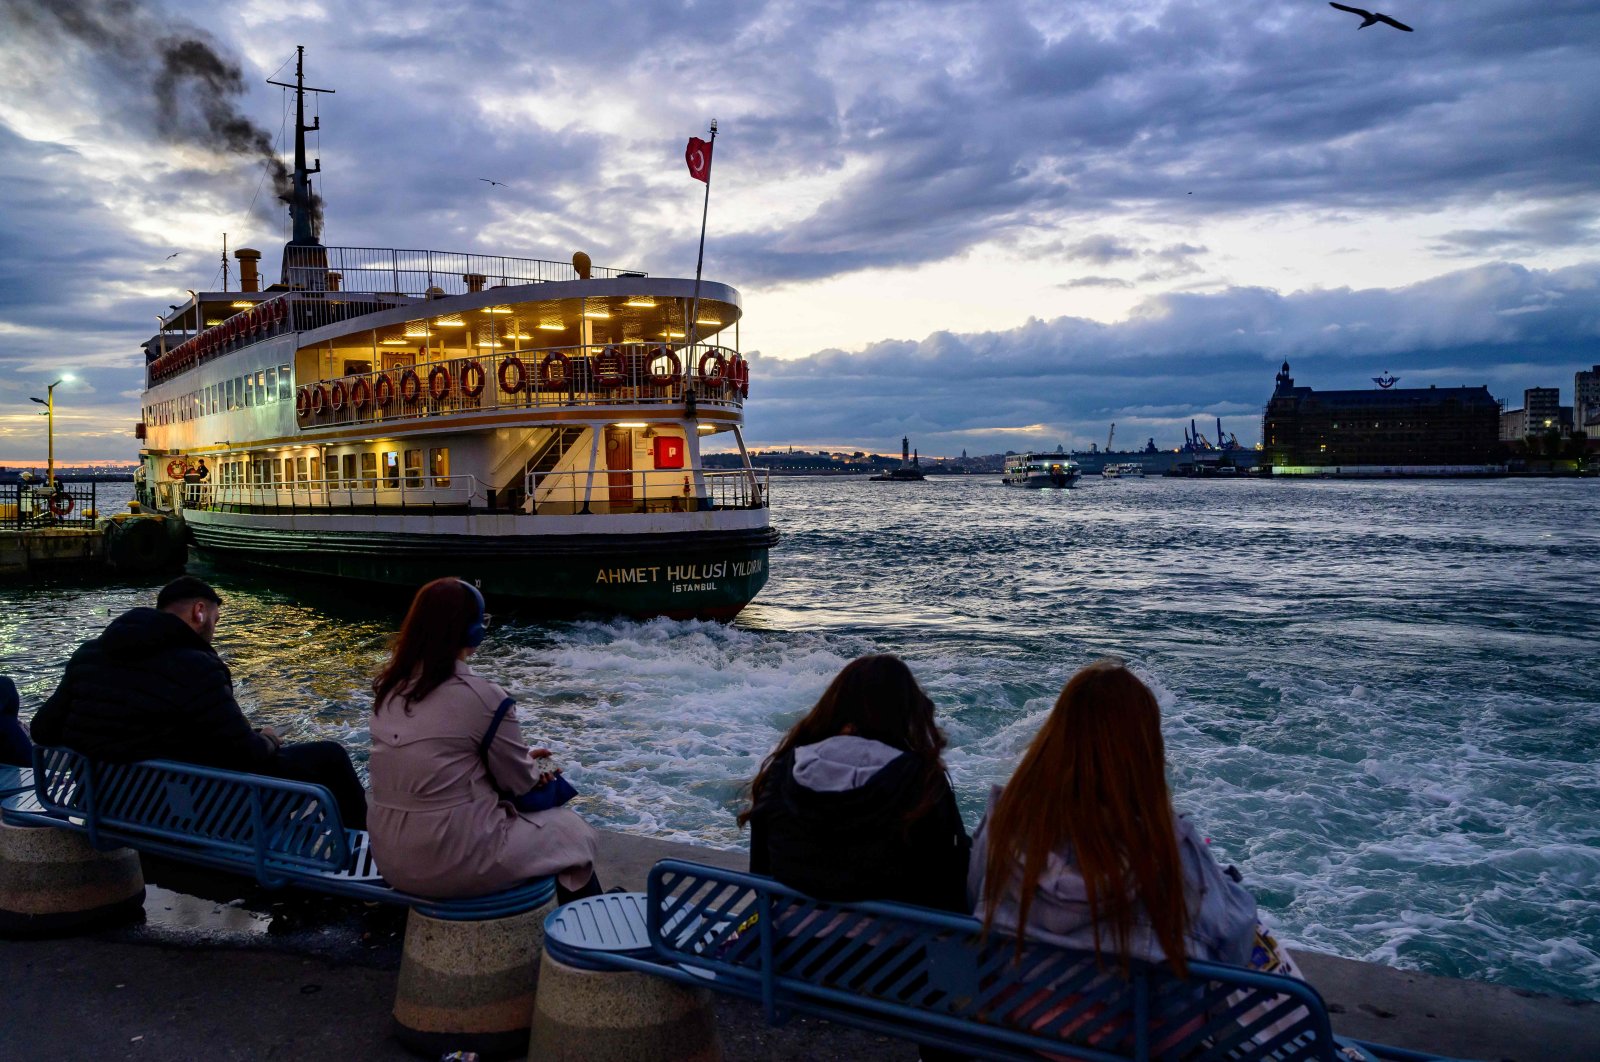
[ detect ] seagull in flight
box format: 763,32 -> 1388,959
165,252 -> 180,259
478,178 -> 505,187
1329,3 -> 1413,31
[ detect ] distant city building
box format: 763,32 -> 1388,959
1523,388 -> 1563,436
1498,407 -> 1527,442
1574,365 -> 1600,438
1262,362 -> 1502,476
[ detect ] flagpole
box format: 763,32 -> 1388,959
688,118 -> 717,352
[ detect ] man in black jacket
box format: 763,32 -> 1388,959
31,576 -> 367,828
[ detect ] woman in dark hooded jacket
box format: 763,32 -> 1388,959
739,654 -> 970,913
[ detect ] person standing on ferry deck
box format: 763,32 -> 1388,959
367,578 -> 601,901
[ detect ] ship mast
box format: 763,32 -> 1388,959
268,46 -> 334,253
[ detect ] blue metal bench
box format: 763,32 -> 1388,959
1,745 -> 553,921
543,860 -> 1461,1062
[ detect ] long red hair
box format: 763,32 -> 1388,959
980,660 -> 1191,974
372,578 -> 481,713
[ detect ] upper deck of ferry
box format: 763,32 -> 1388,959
141,244 -> 750,435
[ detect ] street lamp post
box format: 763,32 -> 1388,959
28,376 -> 72,494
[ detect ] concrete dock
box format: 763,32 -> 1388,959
1,829 -> 1595,1060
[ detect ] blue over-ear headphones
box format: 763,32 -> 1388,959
458,580 -> 486,648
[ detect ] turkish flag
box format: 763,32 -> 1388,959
685,136 -> 713,182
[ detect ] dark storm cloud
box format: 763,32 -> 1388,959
1434,205 -> 1600,258
612,0 -> 1598,284
741,262 -> 1600,454
3,0 -> 1600,460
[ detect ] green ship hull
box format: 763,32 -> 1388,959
185,520 -> 776,619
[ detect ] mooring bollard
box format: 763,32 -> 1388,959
391,897 -> 556,1061
0,819 -> 145,937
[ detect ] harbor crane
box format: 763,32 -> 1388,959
1106,423 -> 1115,453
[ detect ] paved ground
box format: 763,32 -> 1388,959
0,829 -> 1594,1061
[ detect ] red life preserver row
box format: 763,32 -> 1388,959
150,298 -> 291,383
289,347 -> 751,419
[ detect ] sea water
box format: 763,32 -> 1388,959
3,476 -> 1597,999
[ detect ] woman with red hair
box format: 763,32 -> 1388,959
367,578 -> 600,901
970,659 -> 1256,974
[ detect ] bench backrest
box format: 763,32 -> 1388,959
647,859 -> 1337,1062
31,746 -> 350,884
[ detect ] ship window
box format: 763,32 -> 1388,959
224,379 -> 233,411
296,457 -> 309,483
430,447 -> 451,487
256,371 -> 266,404
404,449 -> 422,487
341,454 -> 356,486
308,456 -> 320,482
281,457 -> 294,484
383,451 -> 400,489
344,359 -> 373,376
264,368 -> 277,401
279,366 -> 292,402
360,452 -> 377,483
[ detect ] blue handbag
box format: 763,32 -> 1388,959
478,696 -> 577,812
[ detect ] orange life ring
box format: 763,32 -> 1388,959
296,388 -> 311,419
374,373 -> 396,409
537,351 -> 571,390
593,345 -> 627,388
733,356 -> 750,397
165,459 -> 187,479
399,369 -> 422,403
498,356 -> 526,394
350,376 -> 373,410
428,365 -> 452,402
647,346 -> 682,386
461,360 -> 486,398
330,379 -> 348,412
273,299 -> 288,324
310,384 -> 328,415
48,492 -> 74,517
699,350 -> 727,385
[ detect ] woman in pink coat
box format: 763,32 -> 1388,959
367,578 -> 601,901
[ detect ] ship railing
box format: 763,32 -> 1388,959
180,466 -> 768,516
182,474 -> 481,515
283,245 -> 640,296
521,467 -> 770,516
294,342 -> 748,429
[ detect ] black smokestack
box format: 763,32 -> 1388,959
12,1 -> 318,234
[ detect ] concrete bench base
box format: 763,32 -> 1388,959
391,897 -> 556,1060
0,819 -> 145,938
528,949 -> 722,1062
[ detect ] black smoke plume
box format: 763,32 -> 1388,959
8,0 -> 321,235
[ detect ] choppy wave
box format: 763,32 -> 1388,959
3,476 -> 1597,999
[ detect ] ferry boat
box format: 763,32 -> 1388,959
1100,462 -> 1145,479
1002,454 -> 1080,488
134,51 -> 774,619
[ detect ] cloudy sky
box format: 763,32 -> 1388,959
2,0 -> 1597,462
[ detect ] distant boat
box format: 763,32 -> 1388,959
1101,462 -> 1145,479
1003,454 -> 1080,488
871,436 -> 927,482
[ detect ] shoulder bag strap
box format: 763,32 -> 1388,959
478,696 -> 518,796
